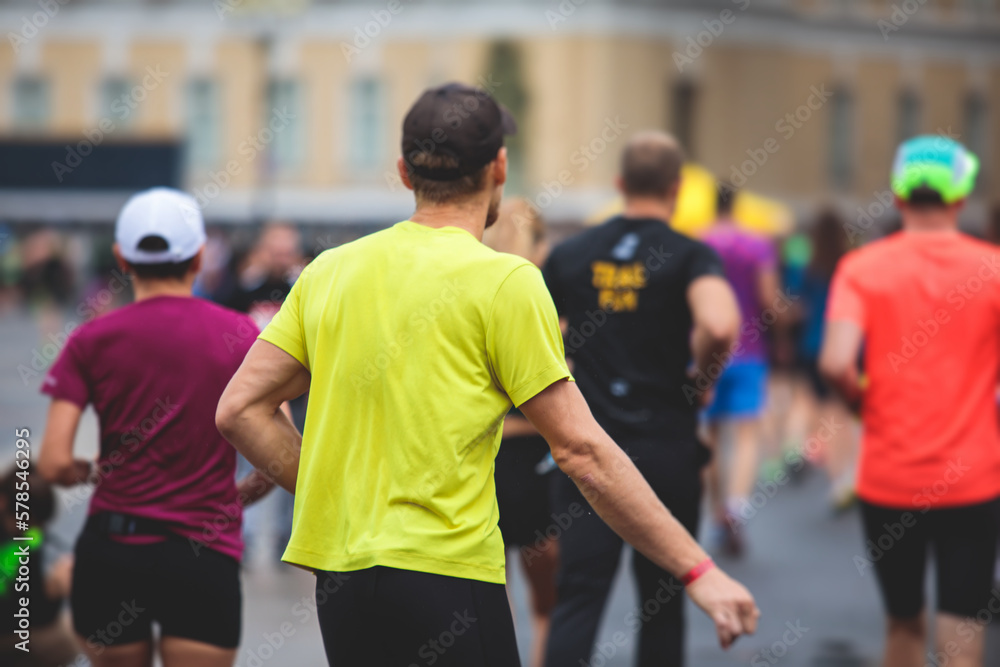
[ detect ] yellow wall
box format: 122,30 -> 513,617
0,25 -> 996,207
300,41 -> 347,186
854,58 -> 900,197
128,42 -> 186,138
42,41 -> 102,137
215,40 -> 267,188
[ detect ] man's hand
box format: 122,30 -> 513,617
217,340 -> 310,493
45,554 -> 74,600
38,400 -> 86,486
686,567 -> 760,649
78,459 -> 98,485
688,275 -> 740,379
687,367 -> 716,408
237,468 -> 278,507
520,380 -> 761,651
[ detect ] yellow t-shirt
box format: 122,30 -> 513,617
259,220 -> 572,584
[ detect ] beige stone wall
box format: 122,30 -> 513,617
300,41 -> 346,187
521,36 -> 620,191
0,20 -> 996,207
127,42 -> 184,138
215,40 -> 267,189
41,41 -> 102,137
854,57 -> 901,198
924,62 -> 967,137
0,41 -> 15,130
681,44 -> 834,200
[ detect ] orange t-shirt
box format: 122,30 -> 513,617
827,231 -> 1000,508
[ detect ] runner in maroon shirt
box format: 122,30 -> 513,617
37,188 -> 275,667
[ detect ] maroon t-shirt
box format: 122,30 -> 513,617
41,295 -> 257,561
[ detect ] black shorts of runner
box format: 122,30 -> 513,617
495,434 -> 553,548
315,566 -> 520,667
71,528 -> 241,650
860,498 -> 1000,619
800,356 -> 831,401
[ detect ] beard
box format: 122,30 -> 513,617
484,188 -> 502,229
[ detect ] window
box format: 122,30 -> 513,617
897,89 -> 921,143
349,77 -> 383,170
186,79 -> 220,170
963,92 -> 988,193
828,87 -> 853,191
12,77 -> 49,130
485,40 -> 528,194
266,79 -> 303,172
101,78 -> 135,128
670,79 -> 697,159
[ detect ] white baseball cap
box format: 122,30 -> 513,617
115,187 -> 206,264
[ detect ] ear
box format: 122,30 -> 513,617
893,195 -> 907,211
614,175 -> 626,197
667,177 -> 682,201
492,147 -> 508,187
112,243 -> 131,275
189,246 -> 205,276
951,199 -> 966,213
397,157 -> 415,192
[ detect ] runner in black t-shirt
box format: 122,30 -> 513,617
224,224 -> 304,331
223,223 -> 305,564
542,131 -> 741,667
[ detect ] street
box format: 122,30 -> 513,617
2,310 -> 998,666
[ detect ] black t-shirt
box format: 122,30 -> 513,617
543,216 -> 724,438
224,276 -> 293,328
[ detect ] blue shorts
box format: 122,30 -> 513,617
704,359 -> 768,421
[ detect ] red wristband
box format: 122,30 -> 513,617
681,558 -> 715,586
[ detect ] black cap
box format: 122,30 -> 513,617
401,82 -> 517,181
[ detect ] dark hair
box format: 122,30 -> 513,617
809,208 -> 850,276
904,186 -> 947,209
620,135 -> 685,197
406,153 -> 491,205
716,182 -> 737,215
1,465 -> 55,526
129,235 -> 195,280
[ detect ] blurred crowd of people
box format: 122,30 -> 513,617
3,179 -> 1000,667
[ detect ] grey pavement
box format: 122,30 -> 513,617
2,310 -> 998,666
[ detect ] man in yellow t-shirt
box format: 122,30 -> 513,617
218,83 -> 758,666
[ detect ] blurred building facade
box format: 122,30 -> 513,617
0,0 -> 998,226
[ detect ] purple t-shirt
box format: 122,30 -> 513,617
702,222 -> 777,360
41,295 -> 257,561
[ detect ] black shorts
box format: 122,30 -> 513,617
71,529 -> 242,650
801,356 -> 831,401
315,566 -> 520,667
860,498 -> 1000,619
495,434 -> 553,548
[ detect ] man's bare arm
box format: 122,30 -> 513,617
519,379 -> 759,648
216,340 -> 310,493
37,400 -> 92,486
818,319 -> 864,409
237,468 -> 278,506
756,267 -> 780,319
234,401 -> 294,505
688,275 -> 741,377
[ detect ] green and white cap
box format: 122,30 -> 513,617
891,135 -> 979,204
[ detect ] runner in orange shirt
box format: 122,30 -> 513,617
820,135 -> 996,667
